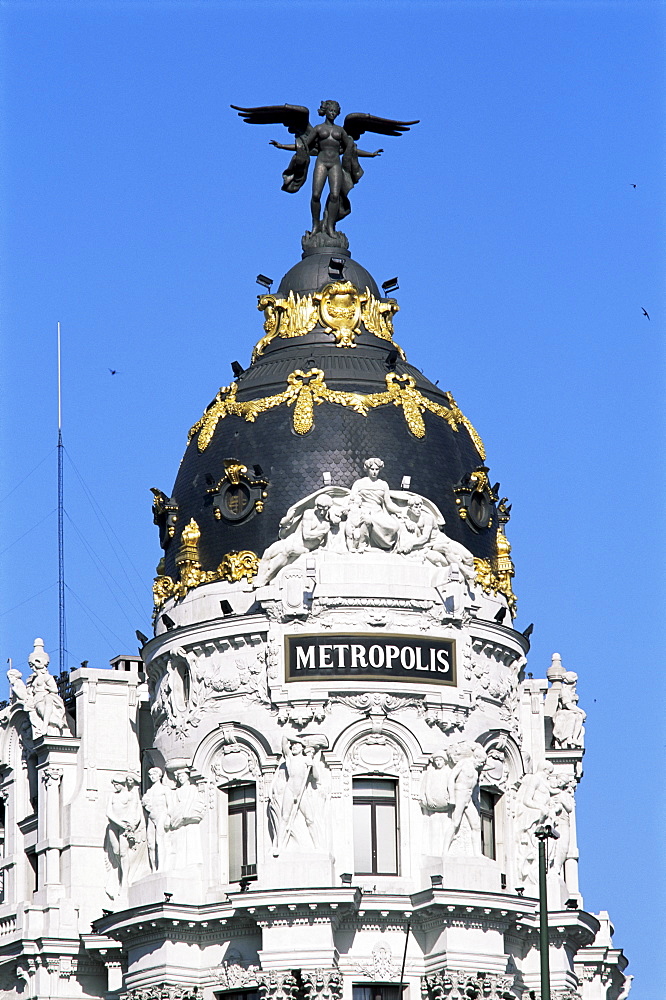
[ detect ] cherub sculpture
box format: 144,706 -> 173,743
231,101 -> 419,239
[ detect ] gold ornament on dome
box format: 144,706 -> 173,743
207,459 -> 268,522
473,501 -> 517,616
153,517 -> 259,611
188,370 -> 486,457
253,290 -> 318,358
252,283 -> 404,360
361,292 -> 399,343
453,465 -> 499,529
313,281 -> 365,347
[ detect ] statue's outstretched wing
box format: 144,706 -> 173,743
343,113 -> 420,141
231,104 -> 311,137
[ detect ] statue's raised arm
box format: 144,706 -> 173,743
231,101 -> 419,246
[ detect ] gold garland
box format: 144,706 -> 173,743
188,370 -> 486,458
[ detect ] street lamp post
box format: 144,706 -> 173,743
535,824 -> 559,1000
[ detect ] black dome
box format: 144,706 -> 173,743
159,250 -> 502,581
277,246 -> 380,298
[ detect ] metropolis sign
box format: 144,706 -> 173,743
285,634 -> 456,685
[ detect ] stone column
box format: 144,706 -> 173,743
40,766 -> 63,893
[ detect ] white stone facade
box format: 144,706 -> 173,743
0,536 -> 629,999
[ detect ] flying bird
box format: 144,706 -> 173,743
108,368 -> 119,375
630,183 -> 637,189
494,607 -> 508,624
522,623 -> 534,639
642,308 -> 650,320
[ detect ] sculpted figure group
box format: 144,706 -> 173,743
268,734 -> 329,856
513,760 -> 576,885
420,740 -> 488,857
104,767 -> 205,899
7,638 -> 67,739
420,740 -> 577,883
255,458 -> 477,589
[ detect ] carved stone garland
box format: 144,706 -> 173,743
125,988 -> 199,1000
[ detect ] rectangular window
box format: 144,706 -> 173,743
353,986 -> 403,1000
479,790 -> 496,860
216,991 -> 259,1000
227,783 -> 257,882
353,778 -> 398,875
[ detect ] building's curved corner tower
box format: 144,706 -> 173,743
0,106 -> 630,1000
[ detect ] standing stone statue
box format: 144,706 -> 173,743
419,754 -> 452,855
269,734 -> 329,856
166,769 -> 206,868
7,639 -> 67,738
142,766 -> 171,872
231,102 -> 418,241
548,771 -> 576,879
552,671 -> 586,749
441,741 -> 487,857
514,761 -> 554,885
104,772 -> 149,898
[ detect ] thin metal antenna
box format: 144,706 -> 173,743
57,322 -> 66,675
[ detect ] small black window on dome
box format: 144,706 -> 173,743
468,489 -> 491,530
224,483 -> 251,516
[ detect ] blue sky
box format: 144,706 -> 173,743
1,0 -> 664,994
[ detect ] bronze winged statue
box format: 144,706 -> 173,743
231,101 -> 419,241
